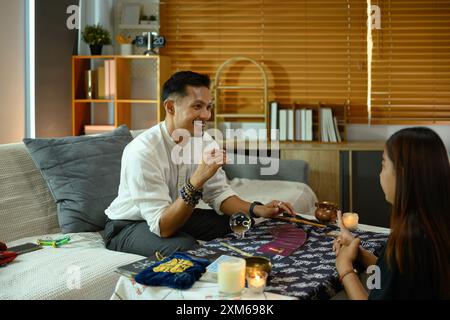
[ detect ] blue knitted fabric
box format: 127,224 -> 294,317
134,252 -> 210,289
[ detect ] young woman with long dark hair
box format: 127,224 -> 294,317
333,127 -> 450,299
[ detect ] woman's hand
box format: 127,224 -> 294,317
254,200 -> 295,218
332,210 -> 355,255
335,237 -> 361,275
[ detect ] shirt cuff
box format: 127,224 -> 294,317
211,189 -> 238,215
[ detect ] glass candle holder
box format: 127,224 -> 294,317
246,270 -> 268,294
342,212 -> 359,230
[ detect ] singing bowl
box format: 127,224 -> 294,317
245,256 -> 272,275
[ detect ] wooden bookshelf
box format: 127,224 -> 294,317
270,102 -> 348,143
72,55 -> 171,136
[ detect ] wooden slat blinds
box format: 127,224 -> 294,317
370,0 -> 450,124
160,0 -> 450,124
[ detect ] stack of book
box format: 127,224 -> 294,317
270,102 -> 313,142
85,59 -> 116,100
320,108 -> 342,142
97,59 -> 116,100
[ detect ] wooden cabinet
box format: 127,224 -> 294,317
280,142 -> 389,227
72,55 -> 171,136
281,149 -> 341,205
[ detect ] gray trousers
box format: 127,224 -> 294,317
103,209 -> 230,257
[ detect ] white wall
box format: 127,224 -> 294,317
0,0 -> 25,144
347,124 -> 450,152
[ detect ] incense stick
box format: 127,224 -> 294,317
219,242 -> 253,257
273,216 -> 327,228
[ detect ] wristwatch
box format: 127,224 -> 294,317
249,201 -> 263,220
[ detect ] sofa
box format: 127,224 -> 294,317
0,130 -> 317,300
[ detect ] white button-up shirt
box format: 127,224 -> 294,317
105,121 -> 237,237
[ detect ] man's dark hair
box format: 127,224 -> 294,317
162,71 -> 210,101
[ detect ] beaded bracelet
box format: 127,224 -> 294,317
179,184 -> 202,207
186,179 -> 203,194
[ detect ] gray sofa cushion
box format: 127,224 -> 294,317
23,125 -> 133,233
223,155 -> 309,184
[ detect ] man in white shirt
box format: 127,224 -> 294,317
104,71 -> 295,257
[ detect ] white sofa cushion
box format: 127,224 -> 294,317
2,233 -> 143,300
0,143 -> 59,243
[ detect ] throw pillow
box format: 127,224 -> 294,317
23,125 -> 133,233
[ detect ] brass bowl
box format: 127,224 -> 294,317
315,201 -> 339,224
245,256 -> 272,275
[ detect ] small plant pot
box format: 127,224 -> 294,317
89,44 -> 103,56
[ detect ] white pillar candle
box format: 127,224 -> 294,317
342,212 -> 359,230
218,257 -> 246,296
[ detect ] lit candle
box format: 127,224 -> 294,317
217,257 -> 246,296
246,270 -> 268,294
342,212 -> 359,230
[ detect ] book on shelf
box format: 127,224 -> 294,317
334,116 -> 342,142
320,108 -> 342,142
287,109 -> 294,141
279,109 -> 287,141
305,109 -> 313,141
295,109 -> 302,141
97,66 -> 106,99
109,59 -> 116,99
104,60 -> 111,99
301,109 -> 307,141
84,125 -> 115,135
269,101 -> 278,140
326,108 -> 337,142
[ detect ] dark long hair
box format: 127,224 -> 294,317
385,127 -> 450,298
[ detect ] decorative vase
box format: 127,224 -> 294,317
89,44 -> 103,56
314,201 -> 338,224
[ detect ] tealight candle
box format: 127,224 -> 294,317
342,212 -> 359,230
246,270 -> 268,294
217,257 -> 246,296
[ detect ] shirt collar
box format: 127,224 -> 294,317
161,121 -> 177,148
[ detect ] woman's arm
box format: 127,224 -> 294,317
357,246 -> 378,269
336,238 -> 369,300
341,272 -> 369,300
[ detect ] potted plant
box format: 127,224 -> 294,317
140,15 -> 149,25
140,15 -> 157,25
82,24 -> 112,55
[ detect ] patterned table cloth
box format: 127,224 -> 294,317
187,220 -> 388,300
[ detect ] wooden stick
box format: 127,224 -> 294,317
272,216 -> 327,228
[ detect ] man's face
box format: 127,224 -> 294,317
172,85 -> 213,135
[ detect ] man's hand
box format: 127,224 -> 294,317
253,200 -> 296,218
190,148 -> 227,189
